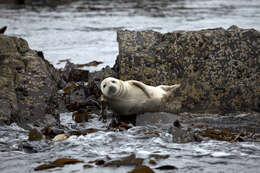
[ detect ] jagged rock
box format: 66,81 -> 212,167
61,61 -> 89,82
104,153 -> 144,167
88,66 -> 118,89
34,158 -> 83,171
28,128 -> 44,141
0,26 -> 7,34
115,26 -> 260,113
0,34 -> 65,128
169,124 -> 200,143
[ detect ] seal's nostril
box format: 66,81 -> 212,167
103,84 -> 106,88
108,86 -> 116,94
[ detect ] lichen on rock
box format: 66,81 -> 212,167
115,26 -> 260,113
0,34 -> 65,128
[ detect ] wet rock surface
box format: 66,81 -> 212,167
115,26 -> 260,113
0,34 -> 65,129
61,61 -> 89,82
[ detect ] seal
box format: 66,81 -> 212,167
100,77 -> 180,116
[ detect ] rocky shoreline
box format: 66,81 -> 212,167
0,26 -> 259,143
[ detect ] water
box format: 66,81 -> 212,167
0,113 -> 260,173
0,0 -> 260,70
1,0 -> 260,172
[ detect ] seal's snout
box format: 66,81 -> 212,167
108,85 -> 117,94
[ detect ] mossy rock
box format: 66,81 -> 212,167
115,26 -> 260,113
0,34 -> 65,128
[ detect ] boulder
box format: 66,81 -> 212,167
115,26 -> 260,113
61,61 -> 89,82
0,34 -> 65,128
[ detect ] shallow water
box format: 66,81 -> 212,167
0,0 -> 260,70
0,113 -> 260,173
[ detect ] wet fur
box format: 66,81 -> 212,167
101,77 -> 180,116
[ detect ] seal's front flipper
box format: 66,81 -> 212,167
129,81 -> 152,98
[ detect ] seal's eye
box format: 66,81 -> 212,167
112,80 -> 116,83
103,84 -> 106,88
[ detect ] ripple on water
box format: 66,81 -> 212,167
0,112 -> 260,172
0,0 -> 260,71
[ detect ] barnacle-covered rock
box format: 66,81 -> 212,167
0,34 -> 65,128
115,26 -> 260,113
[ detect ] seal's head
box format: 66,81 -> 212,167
101,77 -> 122,98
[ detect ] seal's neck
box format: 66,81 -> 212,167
115,80 -> 127,98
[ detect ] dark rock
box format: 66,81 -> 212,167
169,121 -> 200,143
62,61 -> 89,82
84,80 -> 102,100
69,128 -> 100,136
0,34 -> 65,128
63,81 -> 101,112
75,60 -> 103,68
115,26 -> 260,113
155,165 -> 177,170
34,158 -> 83,171
88,66 -> 118,89
0,26 -> 7,34
41,125 -> 64,139
104,153 -> 144,167
128,166 -> 155,173
176,112 -> 260,142
28,128 -> 43,141
198,129 -> 236,142
83,164 -> 93,168
149,159 -> 156,165
66,99 -> 101,112
149,154 -> 169,160
72,109 -> 90,123
88,159 -> 105,165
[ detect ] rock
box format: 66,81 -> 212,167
69,128 -> 100,136
61,61 -> 89,82
75,60 -> 103,68
0,34 -> 65,128
169,120 -> 201,143
63,81 -> 101,112
155,165 -> 177,170
0,26 -> 7,34
149,154 -> 169,160
83,164 -> 93,168
28,128 -> 44,141
41,125 -> 64,139
72,110 -> 90,123
149,160 -> 156,165
198,129 -> 236,142
115,26 -> 260,113
177,112 -> 260,140
34,158 -> 83,171
88,66 -> 118,89
104,153 -> 144,167
88,159 -> 106,165
52,133 -> 68,141
128,166 -> 155,173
